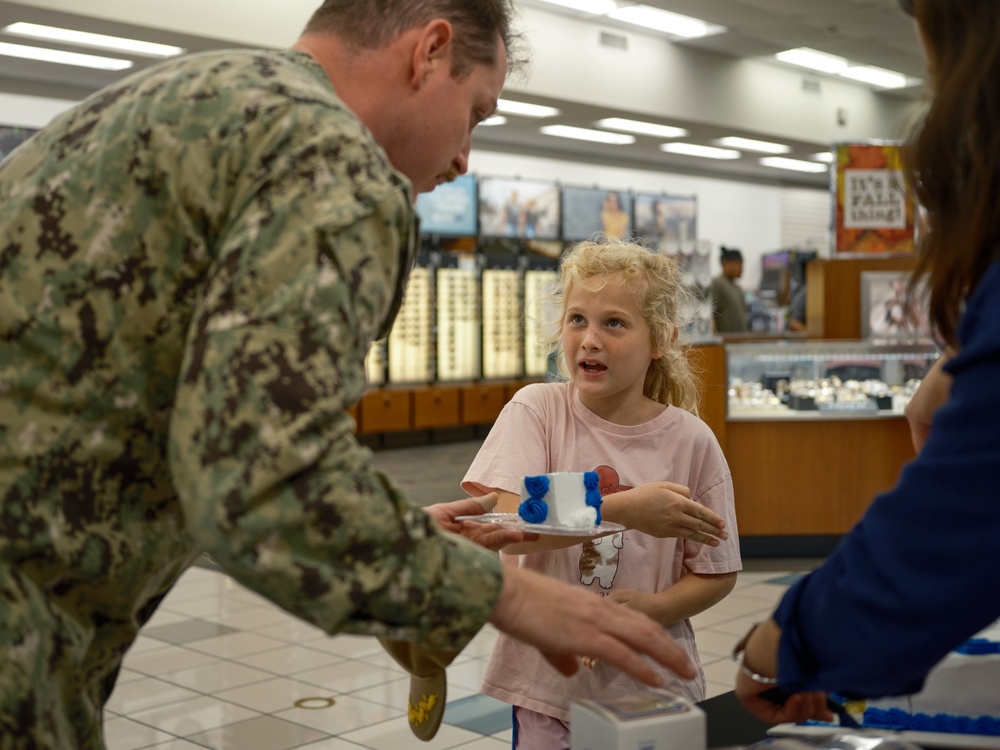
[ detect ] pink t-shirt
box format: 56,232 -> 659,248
462,381 -> 741,722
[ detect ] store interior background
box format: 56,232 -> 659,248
0,4 -> 937,747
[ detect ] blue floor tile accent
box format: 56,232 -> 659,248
443,693 -> 512,735
765,572 -> 807,586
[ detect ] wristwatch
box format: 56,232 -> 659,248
732,621 -> 779,685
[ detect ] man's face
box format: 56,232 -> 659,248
724,259 -> 743,279
392,38 -> 507,194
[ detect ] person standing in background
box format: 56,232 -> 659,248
710,246 -> 748,333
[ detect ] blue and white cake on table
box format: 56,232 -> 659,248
518,472 -> 603,529
850,619 -> 1000,737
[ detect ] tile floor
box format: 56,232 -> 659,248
102,438 -> 817,750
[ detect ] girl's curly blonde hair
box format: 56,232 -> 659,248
546,235 -> 700,414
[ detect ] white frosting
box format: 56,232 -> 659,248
865,620 -> 1000,720
519,472 -> 598,529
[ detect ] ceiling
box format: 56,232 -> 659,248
0,0 -> 925,188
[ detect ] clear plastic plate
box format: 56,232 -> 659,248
454,512 -> 624,537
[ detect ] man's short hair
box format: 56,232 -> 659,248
720,246 -> 743,263
304,0 -> 526,77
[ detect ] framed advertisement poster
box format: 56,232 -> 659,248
860,271 -> 932,339
633,192 -> 697,249
833,140 -> 915,254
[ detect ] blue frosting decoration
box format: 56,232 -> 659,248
519,497 -> 548,524
524,475 -> 550,499
862,707 -> 1000,736
583,471 -> 602,525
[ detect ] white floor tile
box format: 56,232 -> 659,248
123,646 -> 219,676
185,714 -> 329,750
272,693 -> 403,735
452,738 -> 509,748
295,659 -> 403,694
704,680 -> 733,699
106,676 -> 201,715
126,695 -> 258,738
305,634 -> 387,659
209,603 -> 296,630
159,660 -> 274,693
340,714 -> 482,750
186,631 -> 287,659
103,716 -> 173,750
709,594 -> 780,618
445,659 -> 490,692
702,656 -> 739,686
733,584 -> 789,605
215,676 -> 341,714
140,740 -> 211,750
249,615 -> 328,641
694,629 -> 740,659
239,644 -> 346,676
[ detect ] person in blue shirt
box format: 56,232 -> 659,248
734,0 -> 1000,723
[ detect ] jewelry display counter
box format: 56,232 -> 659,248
722,338 -> 939,554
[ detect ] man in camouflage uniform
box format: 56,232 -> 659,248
0,1 -> 693,746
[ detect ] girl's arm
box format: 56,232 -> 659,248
607,571 -> 738,626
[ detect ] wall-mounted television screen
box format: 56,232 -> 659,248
633,193 -> 697,248
561,185 -> 632,242
414,174 -> 477,237
478,176 -> 560,240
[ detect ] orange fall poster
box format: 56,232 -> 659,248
834,142 -> 915,254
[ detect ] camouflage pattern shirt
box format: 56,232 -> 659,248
0,49 -> 503,748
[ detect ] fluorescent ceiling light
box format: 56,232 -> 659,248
717,136 -> 790,154
775,47 -> 848,74
480,115 -> 507,127
0,41 -> 132,70
811,151 -> 835,163
607,5 -> 722,39
540,125 -> 635,145
841,65 -> 909,89
660,142 -> 740,160
595,117 -> 687,139
534,0 -> 617,13
496,98 -> 561,118
3,22 -> 184,57
760,156 -> 829,174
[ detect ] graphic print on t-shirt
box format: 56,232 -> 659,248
578,465 -> 632,590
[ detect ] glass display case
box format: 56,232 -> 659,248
726,338 -> 940,420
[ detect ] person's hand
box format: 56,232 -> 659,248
423,495 -> 538,552
488,566 -> 695,686
607,483 -> 728,545
735,673 -> 833,725
904,348 -> 954,453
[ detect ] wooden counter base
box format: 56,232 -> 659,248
727,417 -> 916,536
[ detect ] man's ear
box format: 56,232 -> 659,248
410,19 -> 454,89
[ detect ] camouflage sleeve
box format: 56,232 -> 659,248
168,111 -> 502,651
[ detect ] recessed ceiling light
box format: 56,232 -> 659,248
660,142 -> 741,160
533,0 -> 617,13
3,22 -> 185,57
607,5 -> 723,39
760,156 -> 829,173
0,41 -> 132,70
480,115 -> 507,127
840,65 -> 910,89
496,99 -> 561,118
595,117 -> 687,139
775,48 -> 848,75
811,151 -> 835,163
717,136 -> 790,154
540,125 -> 636,145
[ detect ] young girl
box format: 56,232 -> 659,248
462,237 -> 741,750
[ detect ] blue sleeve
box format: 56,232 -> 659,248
773,262 -> 1000,698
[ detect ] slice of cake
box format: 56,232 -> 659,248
518,471 -> 602,529
849,619 -> 1000,737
